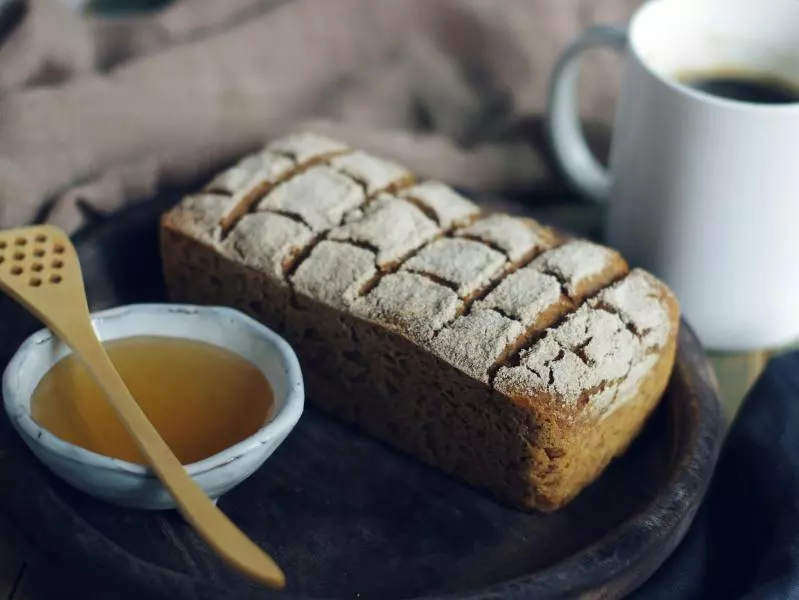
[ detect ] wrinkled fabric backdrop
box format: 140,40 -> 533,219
0,0 -> 640,232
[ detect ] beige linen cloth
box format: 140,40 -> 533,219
0,0 -> 640,233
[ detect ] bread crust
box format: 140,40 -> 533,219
160,132 -> 679,511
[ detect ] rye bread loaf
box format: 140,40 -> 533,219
160,132 -> 680,511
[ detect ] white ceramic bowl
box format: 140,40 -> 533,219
2,304 -> 304,510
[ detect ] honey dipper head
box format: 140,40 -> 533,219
0,225 -> 72,289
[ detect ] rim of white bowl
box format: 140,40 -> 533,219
2,304 -> 304,479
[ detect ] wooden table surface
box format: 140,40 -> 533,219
0,349 -> 786,600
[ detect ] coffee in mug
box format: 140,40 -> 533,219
679,69 -> 799,104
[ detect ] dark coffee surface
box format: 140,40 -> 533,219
680,71 -> 799,104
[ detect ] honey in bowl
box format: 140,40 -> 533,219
31,336 -> 274,465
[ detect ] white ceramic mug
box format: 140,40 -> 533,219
547,0 -> 799,351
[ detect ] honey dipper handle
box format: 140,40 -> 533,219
69,330 -> 286,589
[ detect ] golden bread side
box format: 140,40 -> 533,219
160,132 -> 680,511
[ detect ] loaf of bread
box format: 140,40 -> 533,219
160,132 -> 680,511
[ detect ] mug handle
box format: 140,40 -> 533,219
547,25 -> 628,203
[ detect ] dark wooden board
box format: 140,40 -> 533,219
0,198 -> 724,600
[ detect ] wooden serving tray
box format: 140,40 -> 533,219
0,198 -> 724,600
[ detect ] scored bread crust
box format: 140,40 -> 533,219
160,132 -> 680,511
